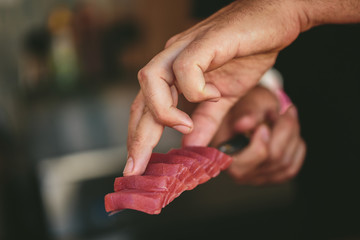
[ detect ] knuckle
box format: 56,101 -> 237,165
165,39 -> 174,49
148,105 -> 169,124
142,105 -> 151,115
130,101 -> 140,115
137,67 -> 152,85
137,68 -> 146,84
153,109 -> 167,123
165,34 -> 179,48
173,57 -> 190,74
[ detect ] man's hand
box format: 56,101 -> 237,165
125,0 -> 359,176
125,0 -> 306,176
211,86 -> 306,185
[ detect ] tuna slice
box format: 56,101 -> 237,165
104,189 -> 165,215
150,153 -> 208,189
114,175 -> 177,192
104,147 -> 233,214
168,149 -> 215,181
216,151 -> 233,170
144,163 -> 189,186
184,146 -> 222,177
144,163 -> 189,207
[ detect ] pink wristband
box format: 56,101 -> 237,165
259,69 -> 292,115
275,89 -> 292,114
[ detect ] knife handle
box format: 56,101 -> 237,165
217,134 -> 250,155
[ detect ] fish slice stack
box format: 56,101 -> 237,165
104,146 -> 233,215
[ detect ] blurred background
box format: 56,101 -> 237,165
0,0 -> 359,239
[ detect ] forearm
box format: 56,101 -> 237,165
298,0 -> 360,30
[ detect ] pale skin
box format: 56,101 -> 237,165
125,0 -> 360,182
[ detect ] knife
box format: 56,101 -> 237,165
217,134 -> 250,155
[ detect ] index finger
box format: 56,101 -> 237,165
138,41 -> 193,133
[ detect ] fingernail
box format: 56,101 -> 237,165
208,97 -> 221,102
259,126 -> 270,143
172,110 -> 193,129
203,83 -> 221,99
123,157 -> 134,175
173,125 -> 192,134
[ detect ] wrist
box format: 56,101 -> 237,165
274,0 -> 313,36
296,0 -> 360,30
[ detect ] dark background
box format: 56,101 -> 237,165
279,24 -> 360,239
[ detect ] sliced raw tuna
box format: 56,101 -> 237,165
144,163 -> 189,184
186,146 -> 233,170
104,189 -> 165,215
149,153 -> 208,189
168,149 -> 215,181
216,151 -> 233,170
104,147 -> 233,215
184,146 -> 219,162
114,175 -> 177,192
166,152 -> 211,184
144,163 -> 189,206
184,146 -> 222,177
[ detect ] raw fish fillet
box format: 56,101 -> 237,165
114,175 -> 177,192
184,146 -> 222,177
168,149 -> 216,180
216,151 -> 233,170
144,163 -> 190,185
104,147 -> 233,214
150,153 -> 209,189
144,163 -> 189,206
104,189 -> 165,215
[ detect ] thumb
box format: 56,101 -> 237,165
228,124 -> 270,178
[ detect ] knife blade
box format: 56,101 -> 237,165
217,134 -> 250,155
